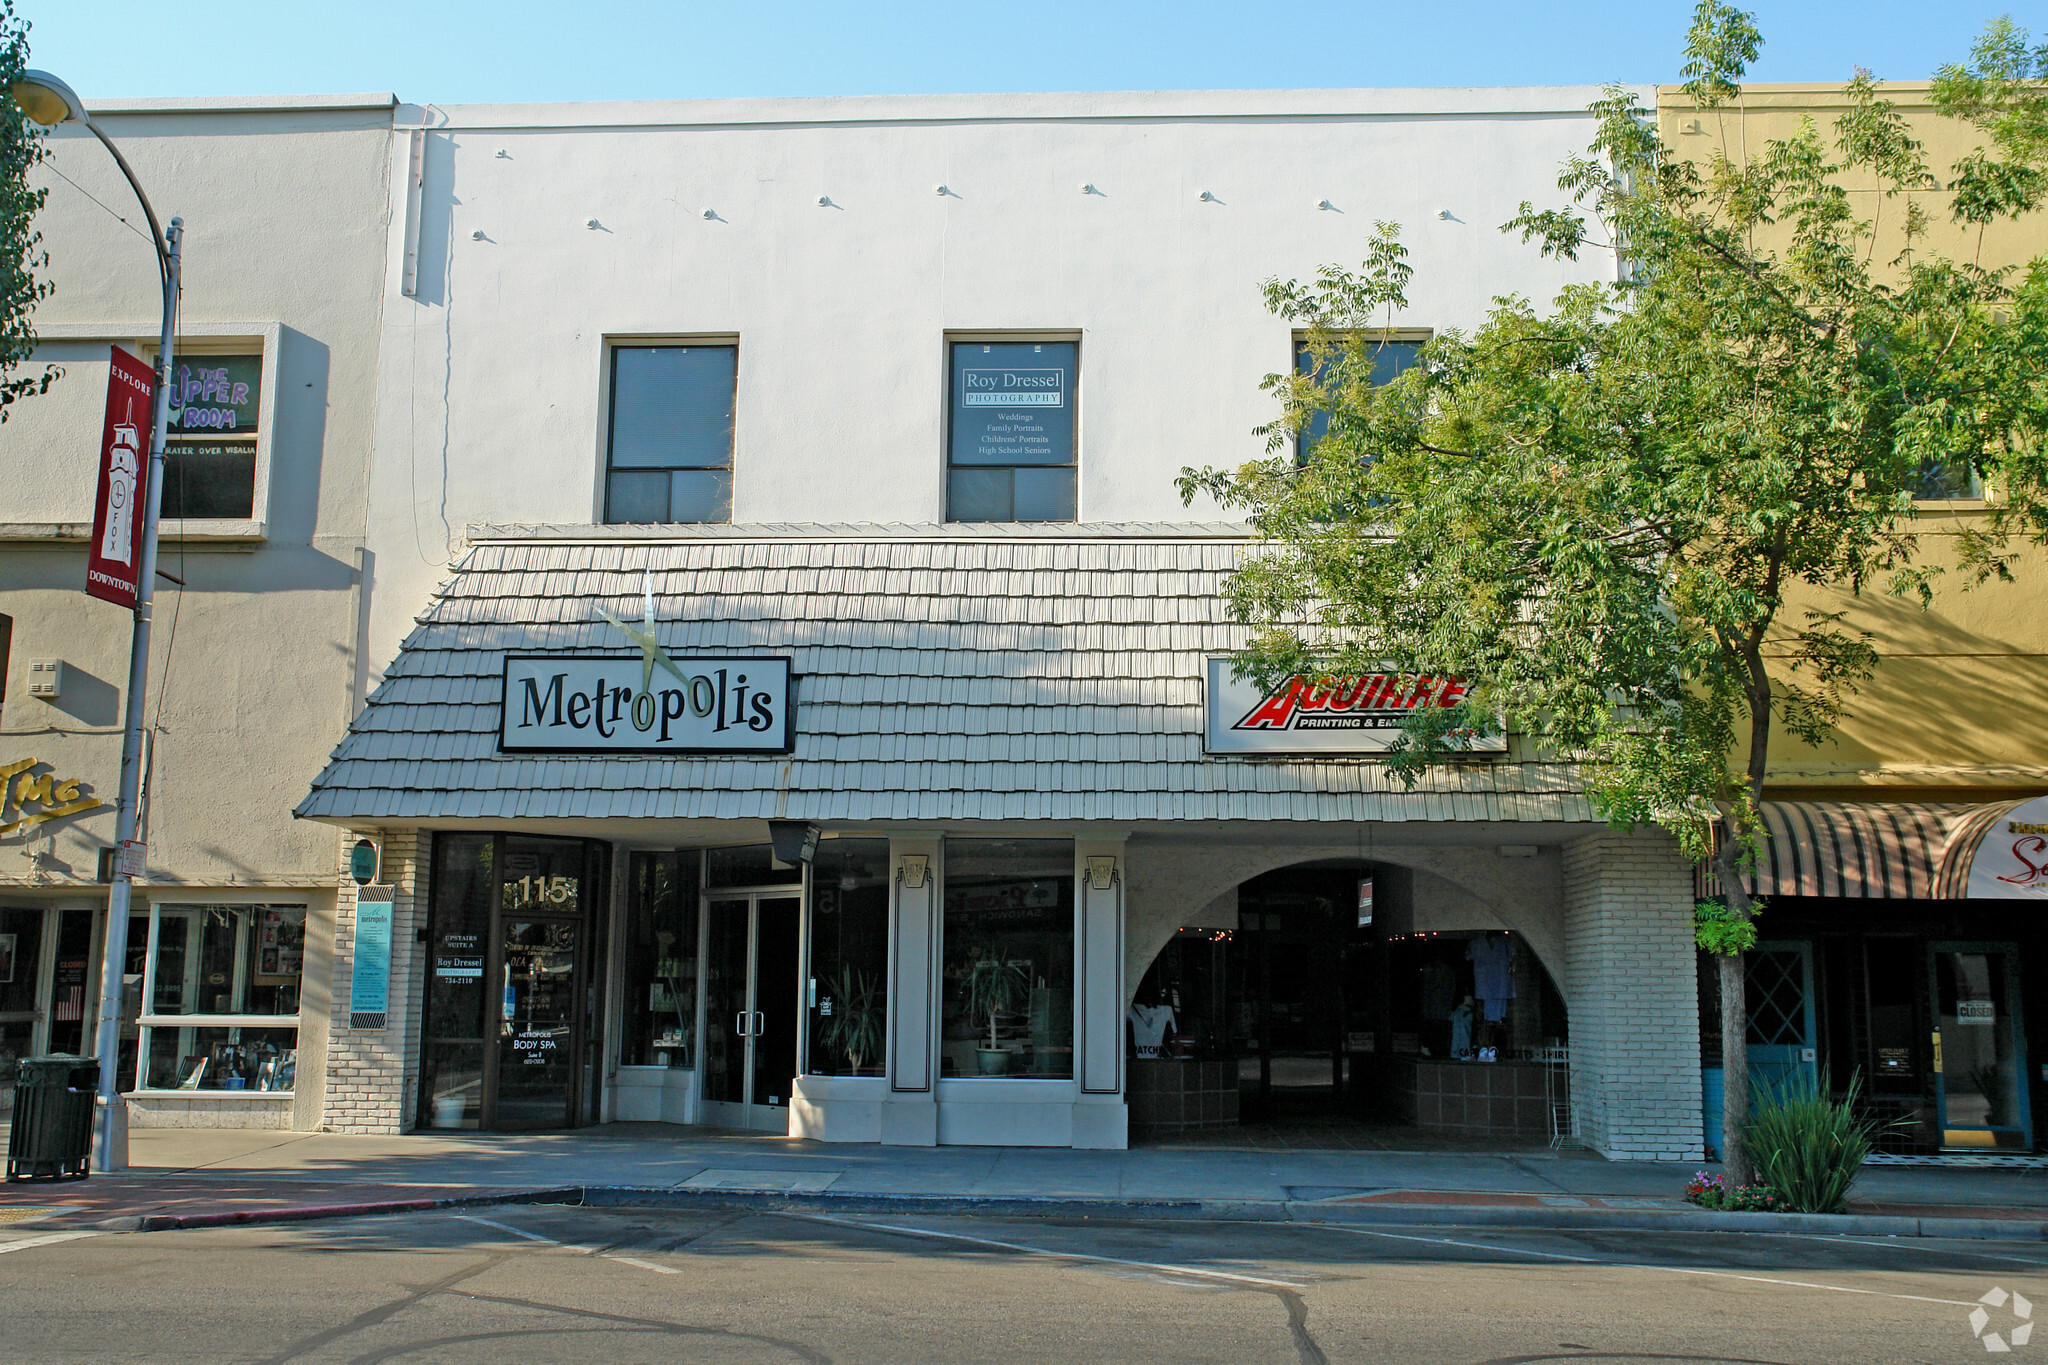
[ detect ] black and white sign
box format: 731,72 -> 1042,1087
1203,658 -> 1506,755
499,654 -> 795,754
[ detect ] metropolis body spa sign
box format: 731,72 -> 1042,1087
499,655 -> 795,754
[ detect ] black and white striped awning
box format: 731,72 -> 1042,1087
1697,799 -> 2048,900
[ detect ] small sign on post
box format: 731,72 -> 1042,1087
87,347 -> 157,609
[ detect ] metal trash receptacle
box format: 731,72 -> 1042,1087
6,1054 -> 99,1182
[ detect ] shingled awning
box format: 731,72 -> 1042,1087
297,523 -> 1597,827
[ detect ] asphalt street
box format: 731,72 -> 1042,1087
0,1203 -> 2040,1363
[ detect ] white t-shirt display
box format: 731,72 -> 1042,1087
1127,1003 -> 1177,1058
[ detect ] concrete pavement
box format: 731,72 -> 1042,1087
3,1123 -> 2042,1237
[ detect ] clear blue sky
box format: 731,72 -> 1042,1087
26,2 -> 2023,104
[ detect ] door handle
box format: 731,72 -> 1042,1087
752,1011 -> 765,1036
736,1012 -> 750,1037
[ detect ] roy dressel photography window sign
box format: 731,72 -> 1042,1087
1203,658 -> 1507,755
499,655 -> 795,754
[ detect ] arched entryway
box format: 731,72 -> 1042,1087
1127,858 -> 1570,1147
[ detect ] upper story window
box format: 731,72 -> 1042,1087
1911,458 -> 1982,502
947,340 -> 1077,523
605,344 -> 736,524
1295,335 -> 1422,462
162,354 -> 262,519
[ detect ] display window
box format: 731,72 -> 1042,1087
805,839 -> 890,1076
136,903 -> 305,1092
946,340 -> 1078,522
622,850 -> 701,1067
940,839 -> 1074,1078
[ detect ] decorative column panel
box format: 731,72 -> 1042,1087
1073,838 -> 1128,1149
882,836 -> 940,1145
322,828 -> 423,1135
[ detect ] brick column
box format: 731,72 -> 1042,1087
322,829 -> 425,1134
1561,829 -> 1702,1161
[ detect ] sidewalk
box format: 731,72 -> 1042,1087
3,1123 -> 2043,1238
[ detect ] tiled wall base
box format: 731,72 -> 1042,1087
126,1095 -> 295,1129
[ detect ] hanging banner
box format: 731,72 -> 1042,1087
86,346 -> 157,609
348,887 -> 394,1029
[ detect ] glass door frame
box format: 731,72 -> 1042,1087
1746,939 -> 1819,1098
1928,939 -> 2032,1151
418,834 -> 608,1132
696,884 -> 806,1132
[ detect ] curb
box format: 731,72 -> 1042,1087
574,1185 -> 2048,1241
95,1185 -> 582,1233
77,1183 -> 2048,1242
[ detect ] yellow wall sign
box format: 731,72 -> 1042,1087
0,757 -> 103,835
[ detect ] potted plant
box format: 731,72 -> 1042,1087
961,954 -> 1028,1075
821,965 -> 884,1074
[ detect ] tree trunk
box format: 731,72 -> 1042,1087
1718,949 -> 1751,1185
1710,816 -> 1756,1185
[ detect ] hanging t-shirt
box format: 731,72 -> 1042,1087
1467,936 -> 1514,1000
1127,1004 -> 1177,1057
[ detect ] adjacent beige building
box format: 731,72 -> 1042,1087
0,94 -> 395,1131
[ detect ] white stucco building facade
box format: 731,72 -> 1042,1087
290,85 -> 1709,1160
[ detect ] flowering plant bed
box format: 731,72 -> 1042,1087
1684,1172 -> 1788,1213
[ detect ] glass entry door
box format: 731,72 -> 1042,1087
700,895 -> 800,1132
1745,941 -> 1818,1098
1932,943 -> 2031,1151
493,918 -> 583,1130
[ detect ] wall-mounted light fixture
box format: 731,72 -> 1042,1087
934,183 -> 950,196
1085,856 -> 1118,891
899,854 -> 929,889
1198,189 -> 1218,202
767,820 -> 821,865
1317,199 -> 1337,211
1080,182 -> 1098,195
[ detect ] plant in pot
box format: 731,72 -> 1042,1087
821,965 -> 884,1075
961,954 -> 1029,1075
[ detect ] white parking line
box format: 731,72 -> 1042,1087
1318,1224 -> 1980,1307
798,1213 -> 1311,1289
0,1230 -> 99,1255
450,1214 -> 676,1274
1775,1232 -> 2048,1269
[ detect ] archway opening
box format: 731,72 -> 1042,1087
1127,859 -> 1569,1149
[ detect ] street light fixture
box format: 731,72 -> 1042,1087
12,69 -> 183,1174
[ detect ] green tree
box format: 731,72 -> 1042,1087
0,0 -> 50,418
1180,5 -> 2048,1183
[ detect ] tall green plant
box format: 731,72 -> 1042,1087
960,955 -> 1028,1051
820,966 -> 883,1073
1178,4 -> 2048,1185
1742,1069 -> 1889,1213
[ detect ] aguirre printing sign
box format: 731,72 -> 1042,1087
1203,658 -> 1506,755
499,655 -> 795,754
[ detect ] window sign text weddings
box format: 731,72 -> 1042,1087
1202,658 -> 1507,755
499,655 -> 795,754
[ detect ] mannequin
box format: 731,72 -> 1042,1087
1449,995 -> 1477,1059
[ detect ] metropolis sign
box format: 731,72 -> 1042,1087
1203,658 -> 1506,756
499,655 -> 795,754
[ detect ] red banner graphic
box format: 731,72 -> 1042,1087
86,346 -> 156,609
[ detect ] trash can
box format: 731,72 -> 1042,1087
6,1054 -> 98,1182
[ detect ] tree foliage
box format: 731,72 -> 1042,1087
0,0 -> 50,420
1180,4 -> 2048,1177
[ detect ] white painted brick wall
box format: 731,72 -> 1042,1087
321,829 -> 423,1134
1562,829 -> 1703,1161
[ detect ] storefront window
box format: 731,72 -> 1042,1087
941,839 -> 1074,1079
136,903 -> 304,1092
947,340 -> 1077,522
622,850 -> 700,1067
806,839 -> 890,1076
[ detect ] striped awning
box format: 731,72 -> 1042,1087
1700,801 -> 1964,900
1696,797 -> 2048,900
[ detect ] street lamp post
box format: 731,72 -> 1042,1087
11,70 -> 181,1173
